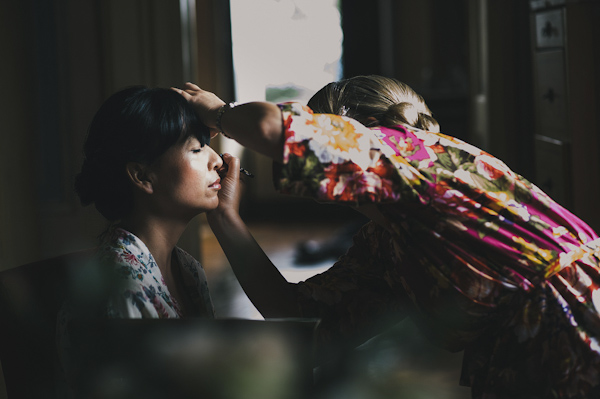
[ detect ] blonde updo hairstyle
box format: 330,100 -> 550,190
307,75 -> 440,133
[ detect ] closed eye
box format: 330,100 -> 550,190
191,148 -> 203,153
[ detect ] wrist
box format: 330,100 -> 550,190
206,207 -> 241,225
215,102 -> 239,138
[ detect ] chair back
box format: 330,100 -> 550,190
0,249 -> 95,398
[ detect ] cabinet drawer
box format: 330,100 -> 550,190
533,50 -> 568,141
533,136 -> 570,207
534,9 -> 565,49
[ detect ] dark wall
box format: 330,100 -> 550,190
340,0 -> 470,141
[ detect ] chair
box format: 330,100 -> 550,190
0,249 -> 95,399
0,251 -> 319,398
65,318 -> 319,398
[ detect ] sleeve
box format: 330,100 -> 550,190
273,102 -> 429,206
292,221 -> 408,353
273,102 -> 544,213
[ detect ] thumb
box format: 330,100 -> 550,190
220,153 -> 240,181
218,153 -> 241,207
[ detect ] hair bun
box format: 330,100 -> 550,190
307,75 -> 441,132
382,102 -> 440,132
391,102 -> 418,126
383,102 -> 418,127
417,113 -> 440,133
74,158 -> 131,221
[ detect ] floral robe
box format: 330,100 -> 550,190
99,227 -> 214,318
274,102 -> 600,398
57,228 -> 214,390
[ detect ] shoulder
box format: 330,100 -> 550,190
278,101 -> 312,116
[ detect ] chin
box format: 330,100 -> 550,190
205,201 -> 220,212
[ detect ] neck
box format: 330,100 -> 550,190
118,213 -> 189,274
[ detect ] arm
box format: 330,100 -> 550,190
174,83 -> 422,206
206,153 -> 300,318
173,83 -> 285,163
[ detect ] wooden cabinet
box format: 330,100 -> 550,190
533,50 -> 568,142
530,0 -> 600,231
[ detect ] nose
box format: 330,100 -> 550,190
211,147 -> 223,170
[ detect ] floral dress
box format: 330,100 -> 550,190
274,102 -> 600,398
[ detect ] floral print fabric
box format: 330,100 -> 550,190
274,102 -> 600,398
57,228 -> 214,391
100,227 -> 214,318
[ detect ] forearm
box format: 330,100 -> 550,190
174,84 -> 286,162
207,210 -> 300,318
218,102 -> 285,163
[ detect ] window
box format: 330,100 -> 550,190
226,0 -> 343,155
230,0 -> 342,102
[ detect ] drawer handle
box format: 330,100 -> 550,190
541,20 -> 558,38
542,88 -> 555,103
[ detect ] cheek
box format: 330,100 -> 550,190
183,163 -> 211,192
158,164 -> 194,193
159,156 -> 210,194
163,167 -> 186,189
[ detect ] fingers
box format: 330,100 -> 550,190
172,83 -> 225,130
170,87 -> 191,98
220,153 -> 240,178
183,82 -> 201,91
221,153 -> 252,184
171,82 -> 202,96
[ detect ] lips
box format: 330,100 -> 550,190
209,177 -> 221,189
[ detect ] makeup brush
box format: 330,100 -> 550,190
219,154 -> 254,178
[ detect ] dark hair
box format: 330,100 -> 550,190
308,75 -> 440,132
74,86 -> 210,221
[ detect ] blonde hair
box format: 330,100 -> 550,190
307,75 -> 440,132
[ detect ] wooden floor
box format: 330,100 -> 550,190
200,219 -> 344,319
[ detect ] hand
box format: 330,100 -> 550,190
209,153 -> 242,219
172,82 -> 225,137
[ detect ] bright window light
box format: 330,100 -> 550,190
230,0 -> 343,103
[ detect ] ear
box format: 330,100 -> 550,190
125,162 -> 154,194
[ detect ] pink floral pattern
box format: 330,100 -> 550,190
274,102 -> 600,398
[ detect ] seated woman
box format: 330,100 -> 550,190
70,86 -> 234,318
58,86 -> 240,395
174,76 -> 600,399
